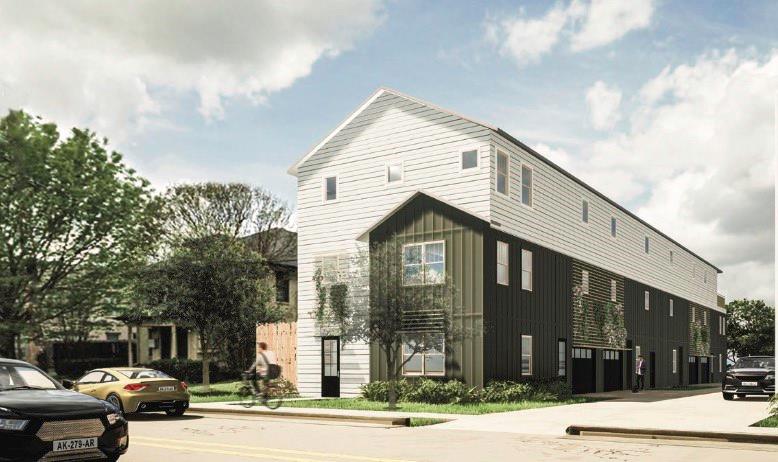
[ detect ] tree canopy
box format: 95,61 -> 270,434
0,110 -> 162,357
726,299 -> 774,361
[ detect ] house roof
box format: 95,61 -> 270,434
290,88 -> 722,274
355,190 -> 488,242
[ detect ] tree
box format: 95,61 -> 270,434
314,238 -> 474,409
726,299 -> 774,361
134,236 -> 280,391
0,110 -> 162,358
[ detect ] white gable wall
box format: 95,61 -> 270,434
489,131 -> 719,311
295,91 -> 492,396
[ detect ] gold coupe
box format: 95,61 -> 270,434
72,367 -> 190,416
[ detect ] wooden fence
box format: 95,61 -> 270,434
256,322 -> 297,386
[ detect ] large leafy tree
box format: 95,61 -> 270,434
0,110 -> 162,358
726,299 -> 774,361
135,236 -> 279,391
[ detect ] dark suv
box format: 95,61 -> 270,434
722,356 -> 775,400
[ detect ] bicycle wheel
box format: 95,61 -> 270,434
238,384 -> 256,408
263,394 -> 283,410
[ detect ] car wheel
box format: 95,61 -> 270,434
165,406 -> 186,417
723,392 -> 733,400
737,393 -> 747,399
106,393 -> 124,412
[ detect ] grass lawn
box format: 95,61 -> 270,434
752,415 -> 778,428
189,381 -> 245,403
281,397 -> 587,415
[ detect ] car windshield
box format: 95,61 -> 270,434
115,369 -> 170,379
734,357 -> 775,369
0,365 -> 59,390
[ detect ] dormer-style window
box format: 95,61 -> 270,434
386,162 -> 403,184
323,176 -> 337,202
461,149 -> 479,170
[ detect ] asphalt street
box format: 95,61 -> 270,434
121,411 -> 778,462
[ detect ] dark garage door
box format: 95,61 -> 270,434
603,350 -> 623,392
700,356 -> 710,383
572,348 -> 596,394
688,356 -> 699,385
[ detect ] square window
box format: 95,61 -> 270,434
402,333 -> 445,376
497,241 -> 509,285
461,150 -> 478,170
324,176 -> 337,201
386,163 -> 403,183
521,165 -> 533,206
403,242 -> 445,286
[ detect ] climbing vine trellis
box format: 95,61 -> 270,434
572,284 -> 626,349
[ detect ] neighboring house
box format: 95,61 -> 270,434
125,231 -> 298,367
289,88 -> 726,397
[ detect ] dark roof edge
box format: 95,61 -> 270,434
495,128 -> 723,274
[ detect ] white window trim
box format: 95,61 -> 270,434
401,334 -> 445,377
495,150 -> 510,197
521,249 -> 533,292
520,163 -> 534,208
497,241 -> 509,286
384,160 -> 404,186
581,198 -> 589,225
318,254 -> 343,283
610,216 -> 617,238
459,146 -> 480,173
402,240 -> 446,287
322,175 -> 339,203
644,290 -> 650,311
581,270 -> 589,295
521,335 -> 533,376
672,349 -> 677,374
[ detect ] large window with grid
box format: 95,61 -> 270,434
401,333 -> 445,377
403,241 -> 445,286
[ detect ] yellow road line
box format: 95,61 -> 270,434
133,441 -> 324,462
133,436 -> 417,462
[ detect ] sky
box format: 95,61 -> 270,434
0,0 -> 776,304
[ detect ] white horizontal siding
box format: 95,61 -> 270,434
295,91 -> 492,396
489,131 -> 719,311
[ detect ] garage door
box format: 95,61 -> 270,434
688,356 -> 699,385
603,350 -> 623,392
572,348 -> 596,394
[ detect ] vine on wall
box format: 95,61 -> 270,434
572,284 -> 626,349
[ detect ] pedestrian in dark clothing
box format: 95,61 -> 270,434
635,355 -> 647,390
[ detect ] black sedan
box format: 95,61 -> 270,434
722,355 -> 775,400
0,358 -> 128,461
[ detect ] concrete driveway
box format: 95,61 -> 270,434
435,389 -> 774,436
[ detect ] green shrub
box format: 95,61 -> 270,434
142,358 -> 240,384
361,378 -> 571,404
54,357 -> 128,380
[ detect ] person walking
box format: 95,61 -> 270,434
635,354 -> 647,391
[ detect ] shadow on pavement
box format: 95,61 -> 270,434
576,385 -> 724,403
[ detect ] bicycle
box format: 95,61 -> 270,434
238,372 -> 284,409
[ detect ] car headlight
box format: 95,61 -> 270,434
106,412 -> 121,426
0,418 -> 29,431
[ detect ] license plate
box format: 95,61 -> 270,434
742,381 -> 758,387
158,386 -> 175,392
53,437 -> 97,452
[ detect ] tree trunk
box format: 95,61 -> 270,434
387,353 -> 397,410
0,333 -> 17,359
200,337 -> 210,392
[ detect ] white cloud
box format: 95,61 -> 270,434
548,50 -> 777,304
570,0 -> 654,51
585,80 -> 622,130
486,0 -> 654,67
486,3 -> 572,66
0,0 -> 383,141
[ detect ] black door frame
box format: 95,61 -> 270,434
649,351 -> 656,388
321,336 -> 340,397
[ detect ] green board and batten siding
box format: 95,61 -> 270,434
368,194 -> 486,386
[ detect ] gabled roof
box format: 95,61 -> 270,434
287,87 -> 495,176
291,88 -> 722,274
355,190 -> 487,242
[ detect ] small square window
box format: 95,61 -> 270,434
582,200 -> 589,223
324,176 -> 337,201
386,163 -> 403,183
461,150 -> 478,170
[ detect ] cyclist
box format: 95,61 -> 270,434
246,342 -> 281,396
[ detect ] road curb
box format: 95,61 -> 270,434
566,425 -> 778,445
188,405 -> 414,426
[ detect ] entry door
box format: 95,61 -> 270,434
688,356 -> 699,385
603,350 -> 623,391
649,352 -> 656,388
700,356 -> 710,383
321,337 -> 340,397
572,348 -> 596,394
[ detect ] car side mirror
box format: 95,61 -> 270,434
61,379 -> 74,390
